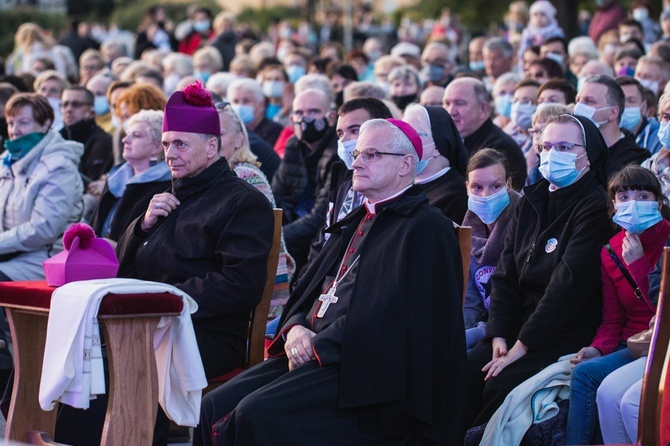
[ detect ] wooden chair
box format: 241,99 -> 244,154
637,246 -> 670,445
454,225 -> 471,307
204,208 -> 283,392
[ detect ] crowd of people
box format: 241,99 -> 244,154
1,0 -> 670,444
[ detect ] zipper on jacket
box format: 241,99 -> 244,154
525,243 -> 536,264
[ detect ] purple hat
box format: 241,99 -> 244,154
386,118 -> 423,159
162,81 -> 220,136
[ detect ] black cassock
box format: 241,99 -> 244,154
200,186 -> 468,446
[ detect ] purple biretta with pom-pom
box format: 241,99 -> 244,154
162,81 -> 221,136
43,223 -> 119,286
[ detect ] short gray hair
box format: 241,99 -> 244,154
295,73 -> 335,105
567,36 -> 599,59
387,65 -> 422,88
193,46 -> 223,73
359,119 -> 419,175
344,81 -> 388,102
127,109 -> 165,159
228,78 -> 264,104
495,72 -> 522,89
483,37 -> 514,59
162,52 -> 194,77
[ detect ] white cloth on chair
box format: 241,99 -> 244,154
39,278 -> 207,426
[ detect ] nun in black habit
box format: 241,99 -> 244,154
462,114 -> 615,430
403,104 -> 470,224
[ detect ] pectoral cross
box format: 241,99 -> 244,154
317,286 -> 339,318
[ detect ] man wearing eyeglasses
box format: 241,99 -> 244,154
59,86 -> 113,185
272,88 -> 339,274
200,118 -> 467,446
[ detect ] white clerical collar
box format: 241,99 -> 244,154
364,184 -> 413,215
415,166 -> 451,184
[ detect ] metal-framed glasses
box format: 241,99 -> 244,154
350,149 -> 406,162
536,142 -> 585,153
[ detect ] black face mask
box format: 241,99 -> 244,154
295,116 -> 330,143
392,94 -> 418,111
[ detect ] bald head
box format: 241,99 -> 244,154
420,85 -> 445,107
443,77 -> 490,138
293,88 -> 331,112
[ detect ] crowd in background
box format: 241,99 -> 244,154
2,0 -> 670,444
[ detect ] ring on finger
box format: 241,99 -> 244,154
291,347 -> 298,356
156,202 -> 164,209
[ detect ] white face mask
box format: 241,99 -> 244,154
262,80 -> 285,99
573,102 -> 612,128
632,8 -> 649,22
511,102 -> 537,130
47,97 -> 63,131
637,78 -> 660,95
337,139 -> 357,170
545,52 -> 564,66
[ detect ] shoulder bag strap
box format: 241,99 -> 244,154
606,243 -> 643,299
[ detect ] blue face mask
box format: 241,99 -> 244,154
421,63 -> 446,84
93,96 -> 109,116
617,66 -> 636,77
232,104 -> 255,125
495,94 -> 513,119
613,200 -> 662,234
658,121 -> 670,148
511,102 -> 536,130
195,70 -> 211,84
286,65 -> 306,84
620,106 -> 642,131
468,187 -> 511,224
538,149 -> 587,188
416,142 -> 436,174
193,20 -> 211,33
469,60 -> 485,72
266,103 -> 281,121
337,139 -> 357,170
545,52 -> 564,66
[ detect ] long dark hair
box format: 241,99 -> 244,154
607,164 -> 670,220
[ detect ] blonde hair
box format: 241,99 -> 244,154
127,109 -> 164,147
658,91 -> 670,116
194,46 -> 223,73
217,104 -> 259,167
33,69 -> 69,93
14,23 -> 55,53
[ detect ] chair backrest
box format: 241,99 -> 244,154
454,225 -> 471,307
246,208 -> 283,368
637,246 -> 670,446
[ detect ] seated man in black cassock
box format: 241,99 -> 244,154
198,118 -> 468,446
